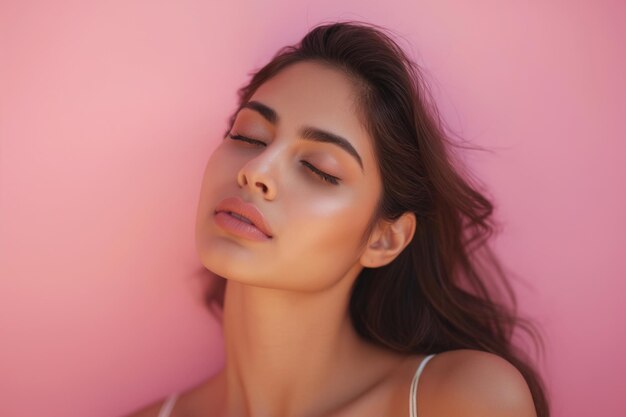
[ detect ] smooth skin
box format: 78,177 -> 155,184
126,61 -> 536,417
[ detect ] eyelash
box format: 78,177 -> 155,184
227,133 -> 341,185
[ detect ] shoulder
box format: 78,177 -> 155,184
124,372 -> 224,417
394,349 -> 537,417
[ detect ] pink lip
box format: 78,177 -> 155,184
213,196 -> 273,239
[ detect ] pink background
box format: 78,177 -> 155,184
1,1 -> 624,416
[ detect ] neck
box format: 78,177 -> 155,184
217,269 -> 400,417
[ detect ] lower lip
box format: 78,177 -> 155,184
214,211 -> 272,241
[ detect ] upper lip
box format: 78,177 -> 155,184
214,196 -> 273,238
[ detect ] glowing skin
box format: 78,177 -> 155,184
129,54 -> 537,417
196,63 -> 384,291
128,59 -> 536,417
193,61 -> 418,417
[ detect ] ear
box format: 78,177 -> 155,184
359,212 -> 416,268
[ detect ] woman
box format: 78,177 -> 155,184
128,20 -> 549,417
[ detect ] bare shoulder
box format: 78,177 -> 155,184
123,372 -> 223,417
410,349 -> 537,417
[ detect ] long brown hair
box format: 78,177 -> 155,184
202,20 -> 549,416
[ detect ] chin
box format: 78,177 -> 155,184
198,240 -> 267,281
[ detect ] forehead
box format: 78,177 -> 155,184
244,61 -> 376,170
251,60 -> 361,116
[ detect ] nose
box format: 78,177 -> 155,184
236,156 -> 278,200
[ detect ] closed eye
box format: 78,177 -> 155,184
300,160 -> 340,185
228,133 -> 266,147
228,133 -> 341,185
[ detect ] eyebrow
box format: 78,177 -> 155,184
240,100 -> 364,171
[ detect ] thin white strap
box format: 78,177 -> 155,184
409,354 -> 436,417
157,393 -> 179,417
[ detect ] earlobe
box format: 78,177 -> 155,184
359,212 -> 416,268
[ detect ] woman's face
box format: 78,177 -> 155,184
195,61 -> 382,292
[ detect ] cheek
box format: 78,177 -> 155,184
283,188 -> 374,252
196,149 -> 239,223
201,148 -> 241,191
207,145 -> 241,175
268,192 -> 374,291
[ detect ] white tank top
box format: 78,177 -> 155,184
157,353 -> 436,417
410,353 -> 436,417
